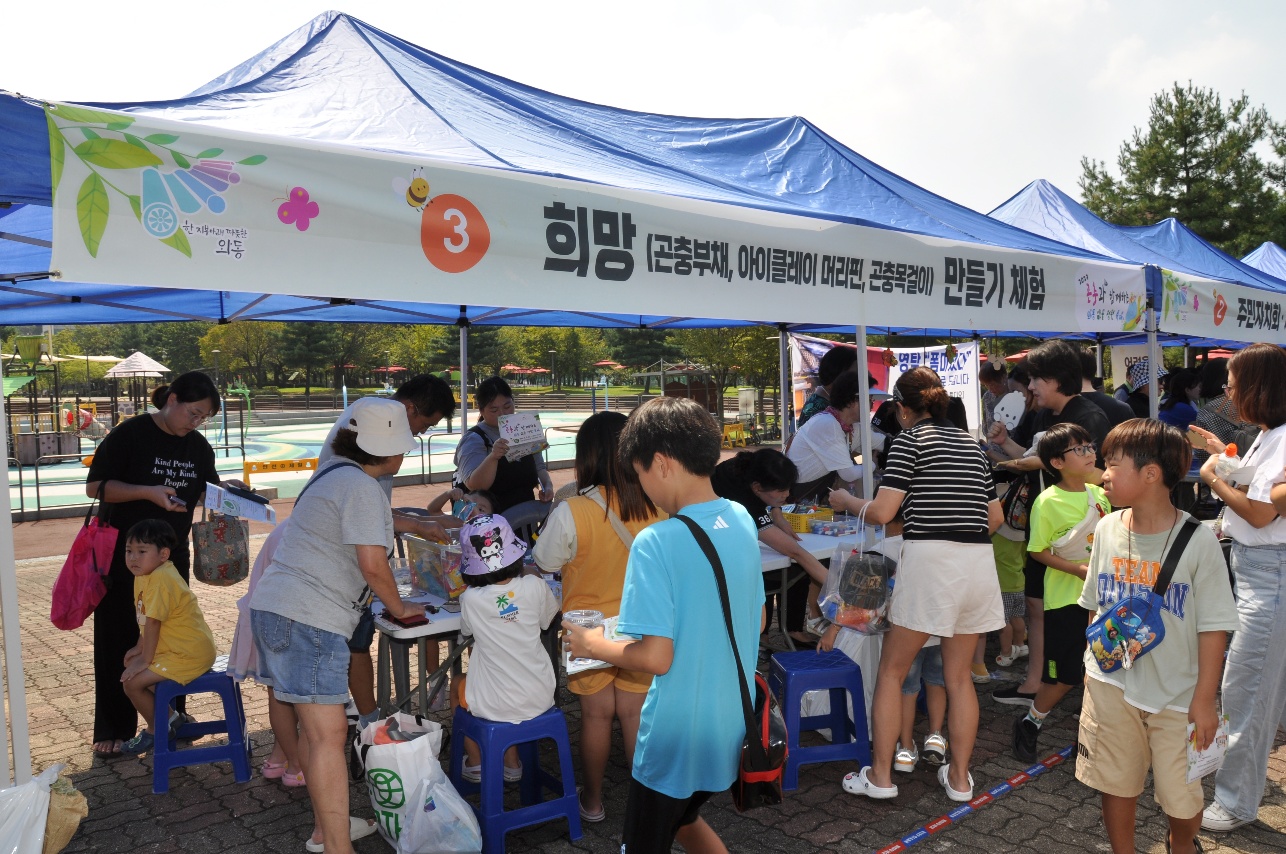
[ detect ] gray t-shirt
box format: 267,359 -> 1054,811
250,461 -> 394,637
318,402 -> 395,502
452,420 -> 548,485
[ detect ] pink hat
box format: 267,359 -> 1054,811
460,514 -> 528,576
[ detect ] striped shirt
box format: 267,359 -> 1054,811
880,419 -> 997,543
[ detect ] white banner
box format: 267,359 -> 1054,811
1109,345 -> 1149,393
886,342 -> 981,433
1155,269 -> 1284,343
46,103 -> 1149,331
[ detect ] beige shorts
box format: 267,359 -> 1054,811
889,540 -> 1005,637
1075,676 -> 1204,818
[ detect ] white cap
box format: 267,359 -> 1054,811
348,398 -> 417,457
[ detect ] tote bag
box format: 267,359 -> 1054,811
50,485 -> 118,630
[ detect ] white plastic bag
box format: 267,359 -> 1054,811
0,765 -> 62,854
399,774 -> 483,854
819,507 -> 893,635
355,713 -> 480,853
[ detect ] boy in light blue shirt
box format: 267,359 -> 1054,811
565,398 -> 764,853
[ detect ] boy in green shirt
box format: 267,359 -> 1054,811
1012,423 -> 1110,763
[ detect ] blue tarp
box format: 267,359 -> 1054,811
2,12 -> 1122,331
990,179 -> 1286,295
1243,242 -> 1286,281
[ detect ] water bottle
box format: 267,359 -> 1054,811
1213,443 -> 1241,481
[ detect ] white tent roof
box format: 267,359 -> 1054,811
103,351 -> 169,377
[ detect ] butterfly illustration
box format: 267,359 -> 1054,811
277,187 -> 319,232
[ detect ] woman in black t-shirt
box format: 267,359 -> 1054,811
84,372 -> 225,758
712,449 -> 828,647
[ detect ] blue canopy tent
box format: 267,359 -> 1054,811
1243,242 -> 1286,282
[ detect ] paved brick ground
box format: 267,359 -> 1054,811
11,476 -> 1286,852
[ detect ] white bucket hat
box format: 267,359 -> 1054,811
348,397 -> 417,457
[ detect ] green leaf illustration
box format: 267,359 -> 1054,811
161,229 -> 192,258
106,121 -> 132,131
49,104 -> 132,126
47,114 -> 65,196
195,148 -> 224,159
144,133 -> 179,145
72,138 -> 163,169
76,174 -> 109,258
128,194 -> 142,222
172,151 -> 191,169
123,133 -> 149,149
82,129 -> 100,140
237,154 -> 268,166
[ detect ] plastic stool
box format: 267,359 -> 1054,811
768,649 -> 870,790
448,706 -> 582,854
152,665 -> 252,794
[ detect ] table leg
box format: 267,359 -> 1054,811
780,566 -> 794,652
392,639 -> 412,712
415,638 -> 429,714
376,634 -> 392,716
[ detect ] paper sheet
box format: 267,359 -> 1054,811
204,482 -> 276,524
1186,714 -> 1230,783
498,412 -> 548,462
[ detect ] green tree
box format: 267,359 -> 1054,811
1080,82 -> 1285,257
603,329 -> 680,369
198,322 -> 285,387
671,327 -> 768,417
280,323 -> 338,399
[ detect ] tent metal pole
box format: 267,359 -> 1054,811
458,316 -> 470,432
856,325 -> 874,499
777,325 -> 791,445
1147,301 -> 1161,420
0,385 -> 33,786
1095,335 -> 1104,382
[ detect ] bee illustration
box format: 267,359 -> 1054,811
392,167 -> 430,211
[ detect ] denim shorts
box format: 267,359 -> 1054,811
251,609 -> 350,704
902,643 -> 944,693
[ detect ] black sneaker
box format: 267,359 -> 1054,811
1012,715 -> 1040,763
992,685 -> 1037,707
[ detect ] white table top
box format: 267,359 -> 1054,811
377,532 -> 854,640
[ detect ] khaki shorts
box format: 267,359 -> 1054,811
1075,676 -> 1204,819
890,540 -> 1005,637
568,665 -> 652,696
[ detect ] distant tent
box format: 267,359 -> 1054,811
1243,242 -> 1286,281
103,351 -> 170,378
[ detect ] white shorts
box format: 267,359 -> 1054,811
890,539 -> 1005,637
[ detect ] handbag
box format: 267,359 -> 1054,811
50,483 -> 119,630
191,505 -> 250,586
1000,469 -> 1042,533
674,514 -> 788,812
1086,518 -> 1198,673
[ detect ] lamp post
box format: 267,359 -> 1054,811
548,349 -> 557,392
211,349 -> 220,390
384,351 -> 391,392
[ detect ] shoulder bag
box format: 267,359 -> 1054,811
674,514 -> 787,812
50,482 -> 119,630
1085,518 -> 1199,673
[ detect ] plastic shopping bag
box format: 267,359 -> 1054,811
355,713 -> 481,853
818,507 -> 893,635
0,765 -> 62,854
399,774 -> 483,854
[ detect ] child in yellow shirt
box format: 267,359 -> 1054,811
120,519 -> 217,755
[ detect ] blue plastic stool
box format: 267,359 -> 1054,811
448,706 -> 583,854
152,666 -> 252,794
768,649 -> 870,790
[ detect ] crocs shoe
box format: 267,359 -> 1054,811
995,646 -> 1022,667
938,764 -> 974,802
261,758 -> 287,780
281,767 -> 306,788
922,732 -> 948,766
842,767 -> 898,799
893,742 -> 919,773
121,730 -> 155,756
1013,643 -> 1029,659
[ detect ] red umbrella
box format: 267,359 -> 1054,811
372,366 -> 407,374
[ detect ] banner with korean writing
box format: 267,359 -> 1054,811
886,342 -> 981,433
1155,269 -> 1284,342
48,103 -> 1148,332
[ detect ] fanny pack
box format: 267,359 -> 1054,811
1085,518 -> 1198,674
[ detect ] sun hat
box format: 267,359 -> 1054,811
460,514 -> 528,576
1126,358 -> 1168,392
347,397 -> 417,457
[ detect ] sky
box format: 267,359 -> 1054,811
4,0 -> 1284,214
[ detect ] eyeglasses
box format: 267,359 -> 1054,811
1222,383 -> 1235,393
1061,443 -> 1097,458
183,405 -> 212,426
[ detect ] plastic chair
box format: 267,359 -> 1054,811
151,665 -> 252,794
448,706 -> 582,854
768,649 -> 870,790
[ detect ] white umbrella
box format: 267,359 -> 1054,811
103,352 -> 170,378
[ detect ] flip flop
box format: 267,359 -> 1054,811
92,740 -> 124,760
304,817 -> 378,853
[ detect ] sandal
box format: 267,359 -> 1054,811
304,816 -> 378,853
282,768 -> 307,788
121,730 -> 155,756
92,740 -> 124,760
262,759 -> 288,780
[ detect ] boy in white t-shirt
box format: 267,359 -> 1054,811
1076,419 -> 1238,854
451,514 -> 558,782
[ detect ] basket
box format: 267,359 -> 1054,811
403,535 -> 465,600
783,508 -> 832,533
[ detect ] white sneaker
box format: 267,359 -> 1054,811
1202,801 -> 1254,832
922,732 -> 948,766
893,742 -> 919,773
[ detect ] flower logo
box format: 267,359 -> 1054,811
277,187 -> 319,232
